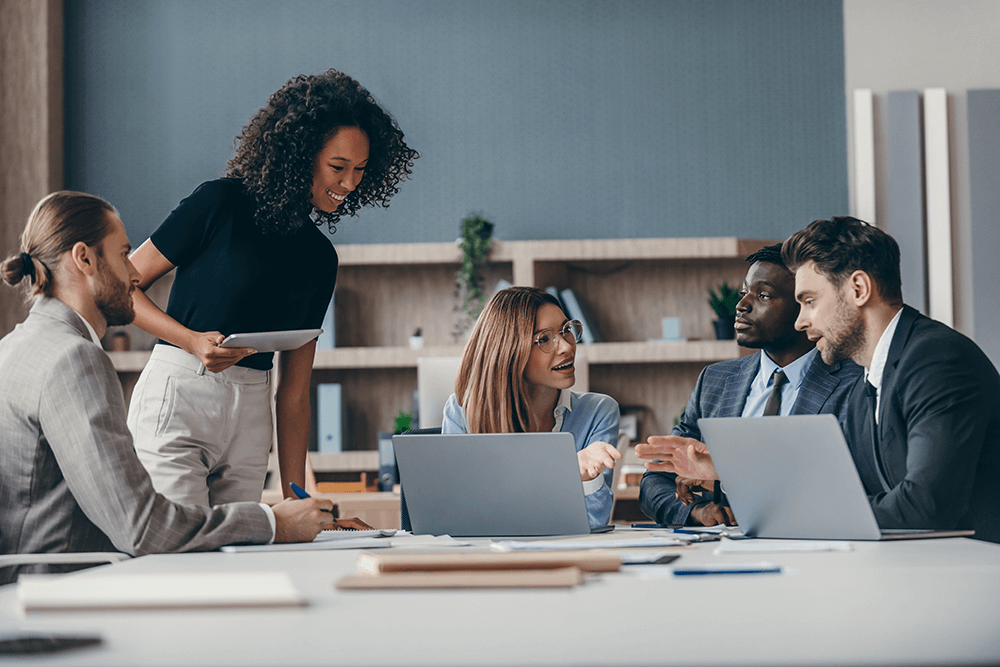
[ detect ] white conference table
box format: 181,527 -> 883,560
1,532 -> 999,666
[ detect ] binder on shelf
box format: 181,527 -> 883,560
490,278 -> 513,300
559,288 -> 600,344
316,383 -> 343,453
378,433 -> 398,492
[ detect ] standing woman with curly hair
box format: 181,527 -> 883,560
126,69 -> 417,507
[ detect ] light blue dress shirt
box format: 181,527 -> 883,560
442,389 -> 620,528
741,347 -> 819,417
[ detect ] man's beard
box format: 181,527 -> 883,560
93,258 -> 135,326
819,294 -> 866,365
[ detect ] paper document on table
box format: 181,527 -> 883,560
18,571 -> 305,612
386,534 -> 470,548
492,536 -> 686,551
221,536 -> 390,553
714,537 -> 852,554
318,529 -> 397,540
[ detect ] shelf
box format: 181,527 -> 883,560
337,237 -> 773,265
111,236 -> 776,451
337,237 -> 774,287
268,450 -> 378,473
313,345 -> 465,369
580,340 -> 740,364
107,340 -> 741,373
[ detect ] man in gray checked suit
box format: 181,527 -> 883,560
0,191 -> 338,585
636,244 -> 862,526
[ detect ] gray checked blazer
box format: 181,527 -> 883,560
0,297 -> 272,585
639,350 -> 863,525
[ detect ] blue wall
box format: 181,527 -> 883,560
65,0 -> 848,246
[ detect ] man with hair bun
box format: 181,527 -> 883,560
0,191 -> 340,585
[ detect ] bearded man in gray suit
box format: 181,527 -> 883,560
0,192 -> 343,585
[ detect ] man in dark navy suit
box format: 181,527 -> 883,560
637,244 -> 862,526
782,217 -> 1000,542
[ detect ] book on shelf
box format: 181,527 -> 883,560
378,432 -> 398,491
490,278 -> 513,300
544,286 -> 567,313
559,288 -> 601,344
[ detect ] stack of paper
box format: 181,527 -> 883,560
19,572 -> 304,612
336,550 -> 621,590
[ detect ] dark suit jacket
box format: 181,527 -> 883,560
845,305 -> 1000,542
639,350 -> 863,525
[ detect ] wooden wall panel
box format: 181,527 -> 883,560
0,0 -> 62,336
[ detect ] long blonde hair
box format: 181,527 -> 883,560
455,286 -> 563,433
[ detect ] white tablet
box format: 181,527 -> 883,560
218,329 -> 323,353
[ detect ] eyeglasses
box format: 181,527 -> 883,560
533,320 -> 583,353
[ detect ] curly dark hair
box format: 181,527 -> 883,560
745,243 -> 785,268
225,69 -> 418,235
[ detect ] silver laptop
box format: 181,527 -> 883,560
698,414 -> 974,540
392,432 -> 595,537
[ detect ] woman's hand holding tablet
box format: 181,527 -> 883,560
218,329 -> 323,353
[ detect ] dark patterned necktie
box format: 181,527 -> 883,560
762,369 -> 788,416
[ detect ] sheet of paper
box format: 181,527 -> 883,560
316,529 -> 397,541
713,538 -> 852,554
221,536 -> 390,553
491,536 -> 686,551
386,534 -> 470,548
19,572 -> 304,612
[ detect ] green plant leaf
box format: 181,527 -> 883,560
392,410 -> 413,435
707,282 -> 741,319
456,215 -> 495,321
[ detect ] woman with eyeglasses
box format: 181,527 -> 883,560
442,286 -> 622,527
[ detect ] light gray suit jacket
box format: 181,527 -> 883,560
0,297 -> 272,584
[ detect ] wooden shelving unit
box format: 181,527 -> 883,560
110,236 -> 773,457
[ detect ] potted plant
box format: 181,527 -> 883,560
453,215 -> 494,341
708,283 -> 741,340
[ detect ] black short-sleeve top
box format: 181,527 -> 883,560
150,178 -> 338,371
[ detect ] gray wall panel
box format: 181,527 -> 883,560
886,91 -> 926,314
968,90 -> 1000,369
64,0 -> 848,246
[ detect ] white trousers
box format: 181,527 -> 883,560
127,344 -> 273,506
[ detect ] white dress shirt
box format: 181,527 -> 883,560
864,308 -> 904,424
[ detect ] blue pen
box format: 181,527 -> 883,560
289,483 -> 334,514
673,563 -> 781,576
